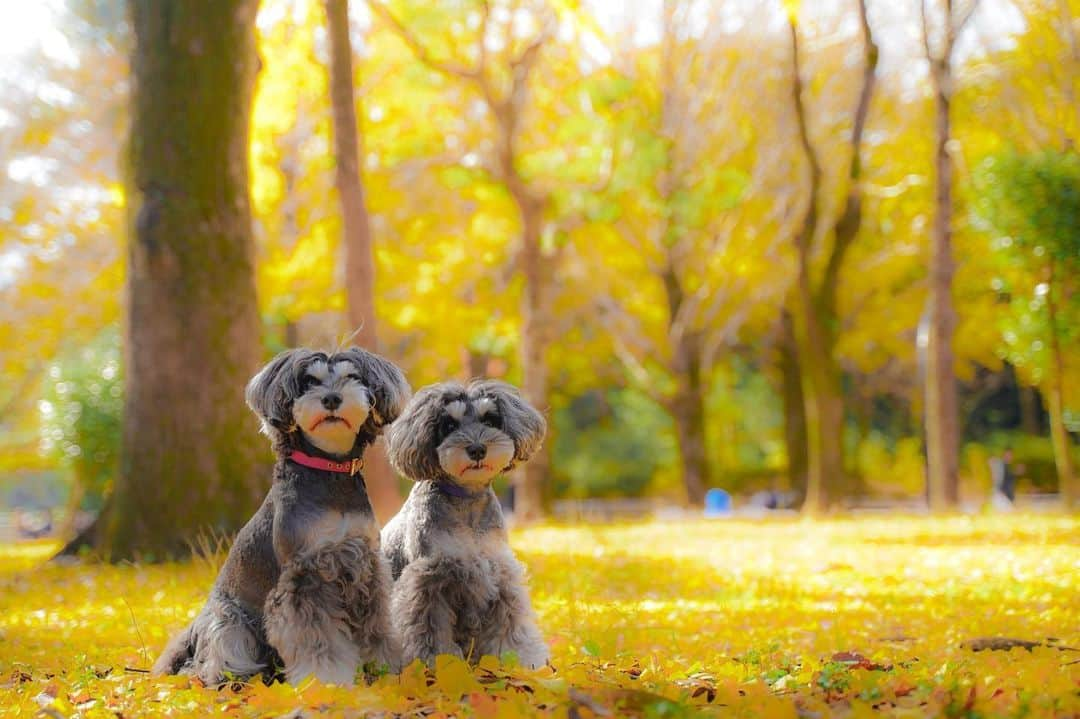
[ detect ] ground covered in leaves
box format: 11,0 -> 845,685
2,515 -> 1078,718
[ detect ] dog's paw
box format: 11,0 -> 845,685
287,659 -> 358,687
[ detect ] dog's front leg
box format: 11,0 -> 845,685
346,549 -> 402,675
480,557 -> 550,669
264,508 -> 365,686
392,556 -> 465,666
264,542 -> 363,685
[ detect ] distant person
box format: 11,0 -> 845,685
989,448 -> 1016,508
749,490 -> 780,510
748,488 -> 795,510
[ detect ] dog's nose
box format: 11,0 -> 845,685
466,443 -> 487,461
322,393 -> 343,410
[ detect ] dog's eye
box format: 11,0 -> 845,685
301,375 -> 320,390
481,413 -> 502,429
438,416 -> 458,438
345,373 -> 362,382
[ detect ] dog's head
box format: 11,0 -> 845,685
386,380 -> 546,489
246,347 -> 410,457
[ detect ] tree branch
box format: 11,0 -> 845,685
787,13 -> 822,257
366,0 -> 482,80
503,4 -> 555,151
594,294 -> 669,400
920,0 -> 935,63
611,337 -> 669,405
819,0 -> 879,308
954,0 -> 980,37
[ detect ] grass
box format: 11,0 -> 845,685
1,515 -> 1078,717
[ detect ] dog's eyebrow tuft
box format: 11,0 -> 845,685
474,397 -> 497,416
307,360 -> 330,380
444,400 -> 467,421
331,360 -> 354,377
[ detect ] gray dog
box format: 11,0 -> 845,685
152,347 -> 409,686
381,380 -> 549,668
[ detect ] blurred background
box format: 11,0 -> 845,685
0,0 -> 1077,549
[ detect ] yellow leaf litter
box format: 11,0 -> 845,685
1,515 -> 1078,717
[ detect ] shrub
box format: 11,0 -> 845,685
39,328 -> 122,512
550,389 -> 676,498
853,433 -> 925,496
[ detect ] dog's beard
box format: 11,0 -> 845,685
437,434 -> 515,489
292,384 -> 371,456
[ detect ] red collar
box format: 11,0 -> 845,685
289,450 -> 364,476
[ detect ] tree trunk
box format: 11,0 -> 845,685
94,0 -> 265,559
467,349 -> 491,379
669,330 -> 708,505
1018,382 -> 1041,436
794,274 -> 845,515
787,15 -> 856,516
283,319 -> 299,347
653,7 -> 708,506
327,0 -> 376,349
325,0 -> 401,522
514,191 -> 550,522
659,261 -> 708,505
778,310 -> 809,498
817,0 -> 877,505
1046,380 -> 1077,507
925,51 -> 961,512
1045,260 -> 1077,506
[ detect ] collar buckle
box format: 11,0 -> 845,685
350,457 -> 364,475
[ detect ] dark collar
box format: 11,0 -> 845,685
435,479 -> 486,499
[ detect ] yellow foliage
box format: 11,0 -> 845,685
2,517 -> 1079,717
5,0 -> 1078,470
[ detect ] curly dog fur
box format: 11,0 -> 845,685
152,348 -> 409,685
382,380 -> 549,668
265,535 -> 397,684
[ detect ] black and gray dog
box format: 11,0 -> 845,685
381,380 -> 549,668
152,347 -> 410,686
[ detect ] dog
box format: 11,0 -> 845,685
381,380 -> 549,668
152,347 -> 409,686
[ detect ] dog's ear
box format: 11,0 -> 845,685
340,347 -> 411,431
385,384 -> 450,480
246,349 -> 311,429
475,381 -> 546,468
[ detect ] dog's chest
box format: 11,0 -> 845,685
436,526 -> 510,563
302,509 -> 378,550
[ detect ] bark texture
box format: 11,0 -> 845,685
1018,382 -> 1041,436
663,267 -> 707,506
515,188 -> 552,520
778,310 -> 809,498
669,336 -> 708,505
923,0 -> 973,511
925,72 -> 960,511
668,331 -> 708,506
96,0 -> 265,559
786,2 -> 877,514
324,0 -> 401,521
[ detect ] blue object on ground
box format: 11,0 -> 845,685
704,488 -> 733,517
